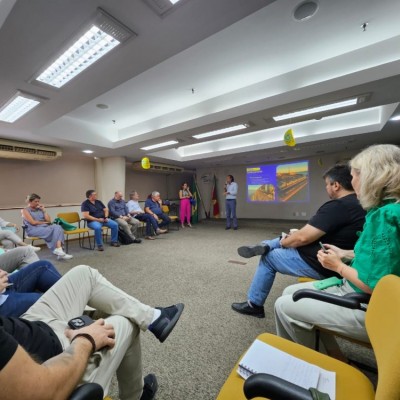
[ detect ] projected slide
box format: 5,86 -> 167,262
247,161 -> 309,203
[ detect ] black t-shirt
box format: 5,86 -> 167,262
81,199 -> 106,219
0,317 -> 62,365
298,193 -> 366,277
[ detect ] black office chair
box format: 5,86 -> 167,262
69,383 -> 103,400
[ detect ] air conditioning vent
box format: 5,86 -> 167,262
0,139 -> 62,161
132,161 -> 183,173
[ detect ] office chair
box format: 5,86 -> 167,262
69,383 -> 103,400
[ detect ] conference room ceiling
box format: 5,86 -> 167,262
1,0 -> 400,169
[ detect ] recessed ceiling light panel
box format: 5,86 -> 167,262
35,8 -> 136,88
193,124 -> 248,139
141,140 -> 179,151
273,98 -> 358,122
0,91 -> 44,123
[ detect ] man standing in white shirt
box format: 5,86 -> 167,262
224,175 -> 238,230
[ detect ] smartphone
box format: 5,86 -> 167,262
319,242 -> 328,253
68,315 -> 94,330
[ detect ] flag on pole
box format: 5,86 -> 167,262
191,179 -> 199,224
212,175 -> 220,218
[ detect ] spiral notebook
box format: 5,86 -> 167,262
237,339 -> 335,399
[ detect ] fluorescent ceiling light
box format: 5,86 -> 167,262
273,98 -> 358,122
193,124 -> 248,139
169,0 -> 181,4
390,115 -> 400,121
82,150 -> 94,154
141,140 -> 179,151
0,91 -> 42,123
35,8 -> 135,88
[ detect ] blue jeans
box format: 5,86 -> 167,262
247,237 -> 324,306
87,219 -> 119,246
225,199 -> 237,228
135,214 -> 158,236
155,212 -> 171,228
1,260 -> 61,317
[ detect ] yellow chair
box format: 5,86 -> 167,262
217,274 -> 400,400
162,205 -> 179,230
21,224 -> 41,246
57,212 -> 93,252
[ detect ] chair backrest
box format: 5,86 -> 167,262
57,212 -> 80,224
366,274 -> 400,399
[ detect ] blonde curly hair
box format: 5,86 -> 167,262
350,144 -> 400,209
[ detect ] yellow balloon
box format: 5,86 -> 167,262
141,157 -> 150,169
283,128 -> 296,147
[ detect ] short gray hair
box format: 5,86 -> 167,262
151,191 -> 160,197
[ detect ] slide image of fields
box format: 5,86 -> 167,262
277,162 -> 309,202
248,184 -> 276,202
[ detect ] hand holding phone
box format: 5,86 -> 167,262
319,242 -> 328,253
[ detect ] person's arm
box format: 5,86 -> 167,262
0,319 -> 115,400
21,208 -> 50,226
107,201 -> 119,219
280,224 -> 325,248
0,269 -> 11,292
323,244 -> 355,261
179,190 -> 184,199
317,249 -> 372,293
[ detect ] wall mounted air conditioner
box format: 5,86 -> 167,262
0,139 -> 62,161
132,161 -> 184,174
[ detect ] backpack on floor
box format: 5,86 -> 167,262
118,228 -> 134,245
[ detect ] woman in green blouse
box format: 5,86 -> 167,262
274,144 -> 400,350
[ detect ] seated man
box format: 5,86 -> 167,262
0,246 -> 40,272
0,216 -> 40,251
144,191 -> 171,231
127,191 -> 167,240
1,259 -> 61,317
81,190 -> 119,251
108,191 -> 142,244
0,265 -> 184,400
232,165 -> 366,318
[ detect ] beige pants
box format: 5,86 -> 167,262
0,229 -> 22,249
116,217 -> 140,240
0,246 -> 39,272
274,280 -> 368,353
22,265 -> 154,400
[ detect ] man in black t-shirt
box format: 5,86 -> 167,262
232,165 -> 366,318
0,265 -> 184,400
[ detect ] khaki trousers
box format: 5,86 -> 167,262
22,265 -> 154,400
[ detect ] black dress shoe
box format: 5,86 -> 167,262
133,238 -> 142,243
140,374 -> 158,400
225,227 -> 231,230
231,301 -> 265,318
148,303 -> 184,342
237,244 -> 269,258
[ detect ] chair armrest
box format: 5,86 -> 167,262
69,383 -> 103,400
243,373 -> 313,400
293,289 -> 371,311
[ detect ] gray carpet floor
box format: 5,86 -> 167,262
43,219 -> 376,399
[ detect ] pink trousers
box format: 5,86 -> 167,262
180,198 -> 191,224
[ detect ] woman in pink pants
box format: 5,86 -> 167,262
179,182 -> 193,228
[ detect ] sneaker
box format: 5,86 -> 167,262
60,253 -> 73,260
140,374 -> 158,400
231,301 -> 265,318
53,248 -> 66,257
156,228 -> 167,234
148,303 -> 184,343
145,236 -> 156,240
28,245 -> 41,252
187,223 -> 192,228
110,242 -> 121,247
237,244 -> 270,259
97,246 -> 104,251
